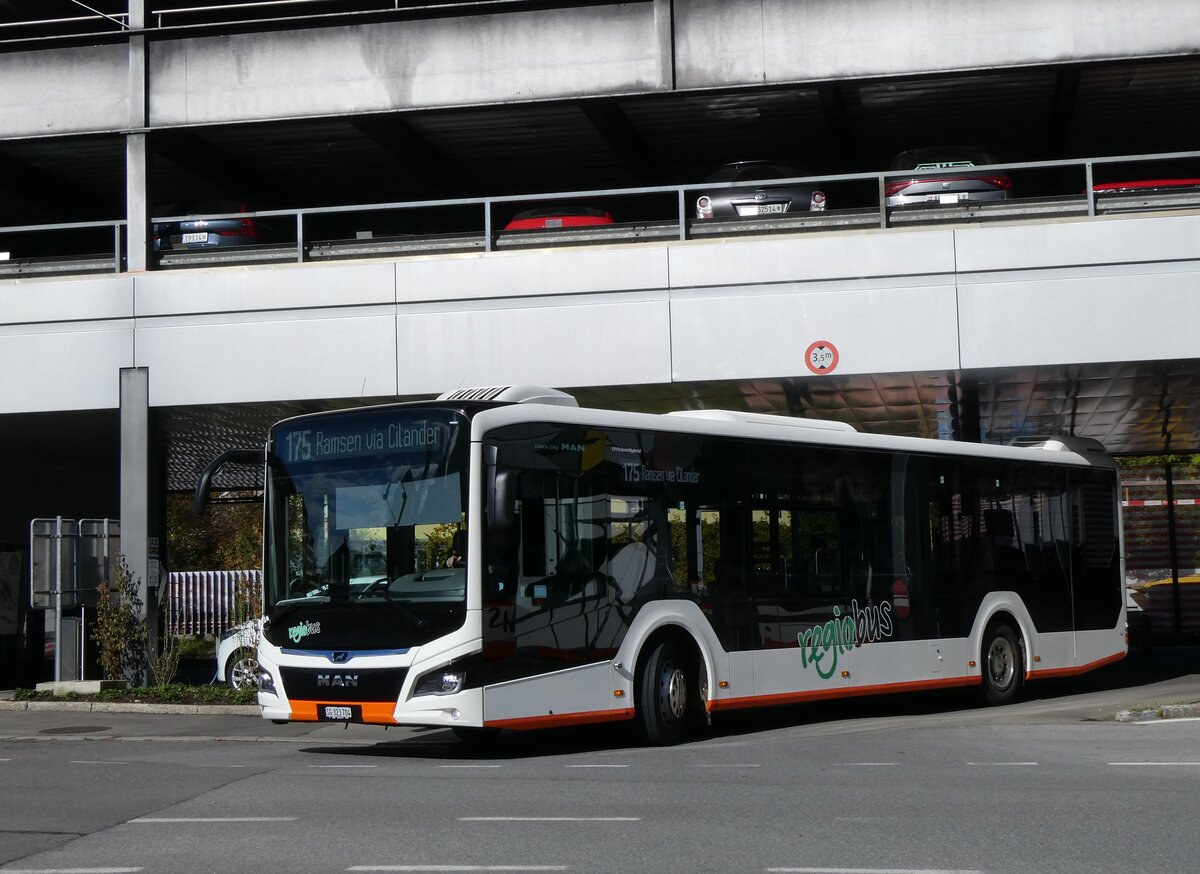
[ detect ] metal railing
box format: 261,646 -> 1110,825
0,0 -> 590,43
0,219 -> 126,278
146,0 -> 634,29
3,149 -> 1199,278
154,149 -> 1200,268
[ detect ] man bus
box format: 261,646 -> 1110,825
196,385 -> 1126,745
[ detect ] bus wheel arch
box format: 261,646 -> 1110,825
980,614 -> 1025,706
633,627 -> 706,745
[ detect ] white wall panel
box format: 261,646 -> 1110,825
676,0 -> 1200,89
0,275 -> 133,325
0,45 -> 128,138
954,214 -> 1200,273
668,229 -> 956,290
394,293 -> 671,395
0,321 -> 132,412
958,262 -> 1200,369
671,280 -> 960,380
135,261 -> 395,316
395,246 -> 669,303
150,5 -> 664,125
135,307 -> 398,405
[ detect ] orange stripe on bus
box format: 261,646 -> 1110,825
288,700 -> 399,724
1026,651 -> 1126,680
485,708 -> 635,731
708,675 -> 982,712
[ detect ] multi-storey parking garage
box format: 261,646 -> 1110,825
2,0 -> 1200,684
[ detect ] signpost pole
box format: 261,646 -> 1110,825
53,515 -> 62,684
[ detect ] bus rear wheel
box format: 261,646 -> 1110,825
636,639 -> 690,745
981,622 -> 1024,706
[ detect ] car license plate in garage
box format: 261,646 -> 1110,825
737,203 -> 787,216
317,704 -> 362,722
181,232 -> 209,244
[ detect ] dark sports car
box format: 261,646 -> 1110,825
694,161 -> 826,220
153,199 -> 270,251
885,147 -> 1013,208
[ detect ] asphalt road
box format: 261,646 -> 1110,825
2,648 -> 1199,874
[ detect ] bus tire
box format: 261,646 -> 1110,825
981,622 -> 1024,706
636,638 -> 689,746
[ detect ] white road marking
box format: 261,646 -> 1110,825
312,764 -> 379,769
130,816 -> 297,823
766,868 -> 984,874
965,762 -> 1038,766
69,761 -> 128,765
565,764 -> 629,769
1108,761 -> 1200,766
840,763 -> 899,767
689,763 -> 761,768
459,817 -> 639,822
350,864 -> 568,869
2,869 -> 143,873
438,764 -> 503,769
348,869 -> 571,874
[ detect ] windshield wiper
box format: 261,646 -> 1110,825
359,584 -> 429,631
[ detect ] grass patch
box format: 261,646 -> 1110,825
14,684 -> 256,706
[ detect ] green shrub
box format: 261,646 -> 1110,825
176,635 -> 216,660
13,684 -> 255,705
94,557 -> 147,684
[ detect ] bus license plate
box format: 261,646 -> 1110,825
317,704 -> 362,722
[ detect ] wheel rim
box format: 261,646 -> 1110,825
987,637 -> 1015,690
230,657 -> 260,690
660,663 -> 687,722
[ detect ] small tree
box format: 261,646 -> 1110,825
94,556 -> 148,684
154,583 -> 181,687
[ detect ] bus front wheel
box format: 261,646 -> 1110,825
981,622 -> 1024,706
636,639 -> 690,745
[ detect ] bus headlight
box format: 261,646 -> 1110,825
414,669 -> 464,697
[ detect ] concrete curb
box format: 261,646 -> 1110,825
0,700 -> 260,716
1116,703 -> 1200,722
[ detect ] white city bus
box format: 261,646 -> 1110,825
200,385 -> 1127,745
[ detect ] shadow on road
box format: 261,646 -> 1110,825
298,645 -> 1200,761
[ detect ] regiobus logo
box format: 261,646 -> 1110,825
288,620 -> 322,644
797,600 -> 894,680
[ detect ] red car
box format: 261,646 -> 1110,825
504,206 -> 614,230
1090,178 -> 1200,195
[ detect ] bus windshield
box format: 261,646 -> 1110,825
262,407 -> 469,651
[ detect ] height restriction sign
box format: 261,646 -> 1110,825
805,340 -> 839,374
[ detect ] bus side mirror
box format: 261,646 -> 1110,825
193,448 -> 262,516
485,444 -> 515,530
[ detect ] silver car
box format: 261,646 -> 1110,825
885,147 -> 1013,208
694,161 -> 827,220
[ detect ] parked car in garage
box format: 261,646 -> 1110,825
694,160 -> 826,220
153,199 -> 269,251
1090,177 -> 1200,195
504,205 -> 614,230
885,147 -> 1013,208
